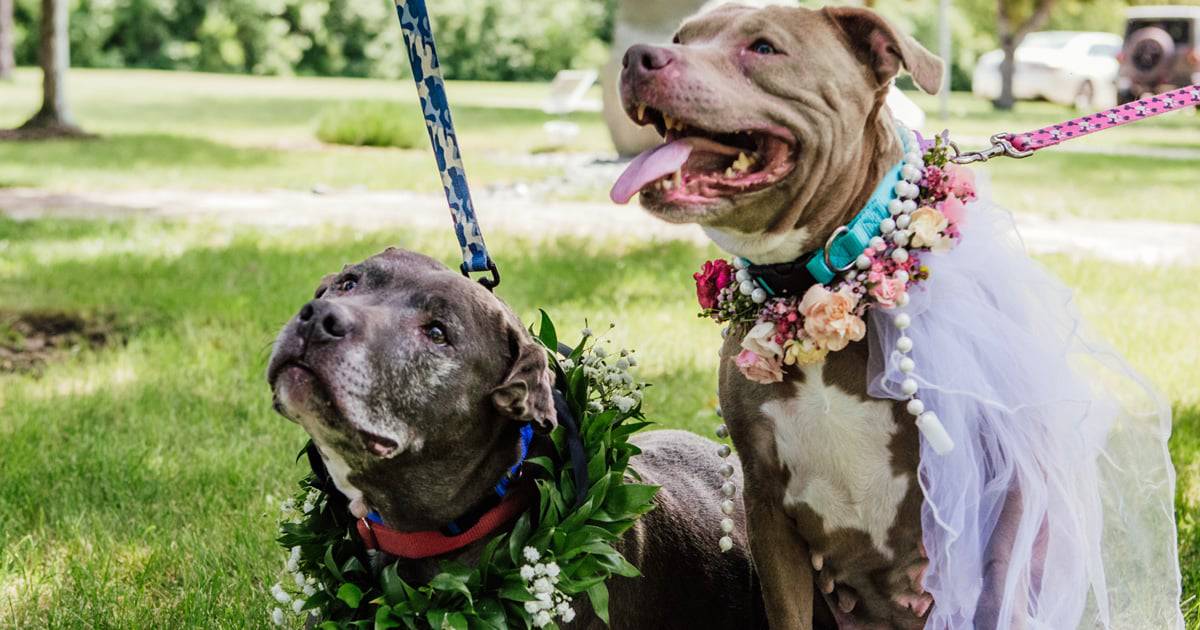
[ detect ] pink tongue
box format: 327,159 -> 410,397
610,140 -> 694,204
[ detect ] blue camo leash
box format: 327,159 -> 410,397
393,0 -> 499,289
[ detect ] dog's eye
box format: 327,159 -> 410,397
750,39 -> 778,55
337,278 -> 357,292
425,324 -> 448,346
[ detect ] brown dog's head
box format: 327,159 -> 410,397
611,4 -> 942,259
267,248 -> 555,521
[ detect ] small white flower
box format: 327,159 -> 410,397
580,327 -> 593,337
615,358 -> 629,371
302,501 -> 315,514
559,359 -> 574,370
522,546 -> 541,563
302,584 -> 316,596
535,591 -> 552,603
271,607 -> 285,626
520,565 -> 536,580
612,396 -> 636,414
533,611 -> 552,627
533,577 -> 554,594
270,583 -> 290,604
524,601 -> 541,614
293,571 -> 306,588
285,558 -> 298,574
562,607 -> 576,623
630,390 -> 642,402
587,401 -> 603,413
292,598 -> 305,614
555,601 -> 572,616
544,562 -> 561,578
594,346 -> 607,358
533,562 -> 546,575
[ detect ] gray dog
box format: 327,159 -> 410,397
613,4 -> 949,629
267,248 -> 766,629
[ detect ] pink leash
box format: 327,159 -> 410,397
950,84 -> 1200,164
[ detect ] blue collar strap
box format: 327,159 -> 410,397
366,422 -> 535,535
748,159 -> 904,296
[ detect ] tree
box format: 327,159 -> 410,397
0,0 -> 13,80
994,0 -> 1055,110
5,0 -> 85,137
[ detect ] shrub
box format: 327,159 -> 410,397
315,101 -> 427,149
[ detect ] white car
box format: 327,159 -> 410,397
972,31 -> 1123,109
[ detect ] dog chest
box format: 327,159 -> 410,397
761,364 -> 908,560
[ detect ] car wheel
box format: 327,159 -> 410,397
1073,81 -> 1094,111
1125,27 -> 1175,86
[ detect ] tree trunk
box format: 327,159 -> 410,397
993,0 -> 1056,111
18,0 -> 83,134
0,0 -> 14,80
997,35 -> 1016,110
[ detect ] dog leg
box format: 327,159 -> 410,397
742,468 -> 819,629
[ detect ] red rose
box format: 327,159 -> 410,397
694,259 -> 734,310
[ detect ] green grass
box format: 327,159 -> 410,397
315,101 -> 427,149
3,68 -> 1199,223
0,216 -> 1196,626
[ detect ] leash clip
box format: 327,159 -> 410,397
460,259 -> 501,291
949,133 -> 1034,165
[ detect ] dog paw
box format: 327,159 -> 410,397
835,586 -> 859,613
349,497 -> 370,519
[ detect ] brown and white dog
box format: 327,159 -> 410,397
266,248 -> 767,629
613,4 -> 949,629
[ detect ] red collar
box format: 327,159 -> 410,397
356,486 -> 533,559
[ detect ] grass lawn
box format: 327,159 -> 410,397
2,68 -> 1199,223
0,216 -> 1196,627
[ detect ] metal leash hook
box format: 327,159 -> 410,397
949,133 -> 1035,165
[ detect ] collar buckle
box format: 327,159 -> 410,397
822,226 -> 855,273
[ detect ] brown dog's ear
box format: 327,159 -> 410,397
491,321 -> 557,432
825,7 -> 944,95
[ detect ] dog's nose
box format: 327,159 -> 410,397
623,44 -> 675,74
297,299 -> 353,343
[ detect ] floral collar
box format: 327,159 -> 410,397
694,127 -> 975,385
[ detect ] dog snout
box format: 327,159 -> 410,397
624,44 -> 675,75
297,299 -> 354,343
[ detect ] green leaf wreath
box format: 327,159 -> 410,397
269,312 -> 659,629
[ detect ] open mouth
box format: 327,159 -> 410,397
610,104 -> 798,206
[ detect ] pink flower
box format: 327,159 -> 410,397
938,194 -> 967,227
943,164 -> 976,200
798,285 -> 866,352
735,349 -> 784,384
870,276 -> 907,308
694,259 -> 734,310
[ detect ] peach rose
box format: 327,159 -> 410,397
908,206 -> 949,250
799,285 -> 866,352
870,276 -> 907,308
735,349 -> 784,384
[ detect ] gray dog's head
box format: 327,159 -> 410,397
267,248 -> 555,522
612,4 -> 942,259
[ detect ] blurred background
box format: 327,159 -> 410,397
0,0 -> 1197,627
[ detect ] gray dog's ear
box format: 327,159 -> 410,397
825,7 -> 944,95
491,321 -> 557,432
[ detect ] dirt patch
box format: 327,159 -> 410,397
0,311 -> 122,375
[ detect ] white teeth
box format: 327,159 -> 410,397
637,104 -> 646,122
663,178 -> 674,190
725,167 -> 736,178
674,170 -> 683,187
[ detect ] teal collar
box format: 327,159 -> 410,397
747,159 -> 904,297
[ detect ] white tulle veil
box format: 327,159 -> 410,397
866,185 -> 1182,629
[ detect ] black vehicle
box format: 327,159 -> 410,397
1118,5 -> 1200,104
